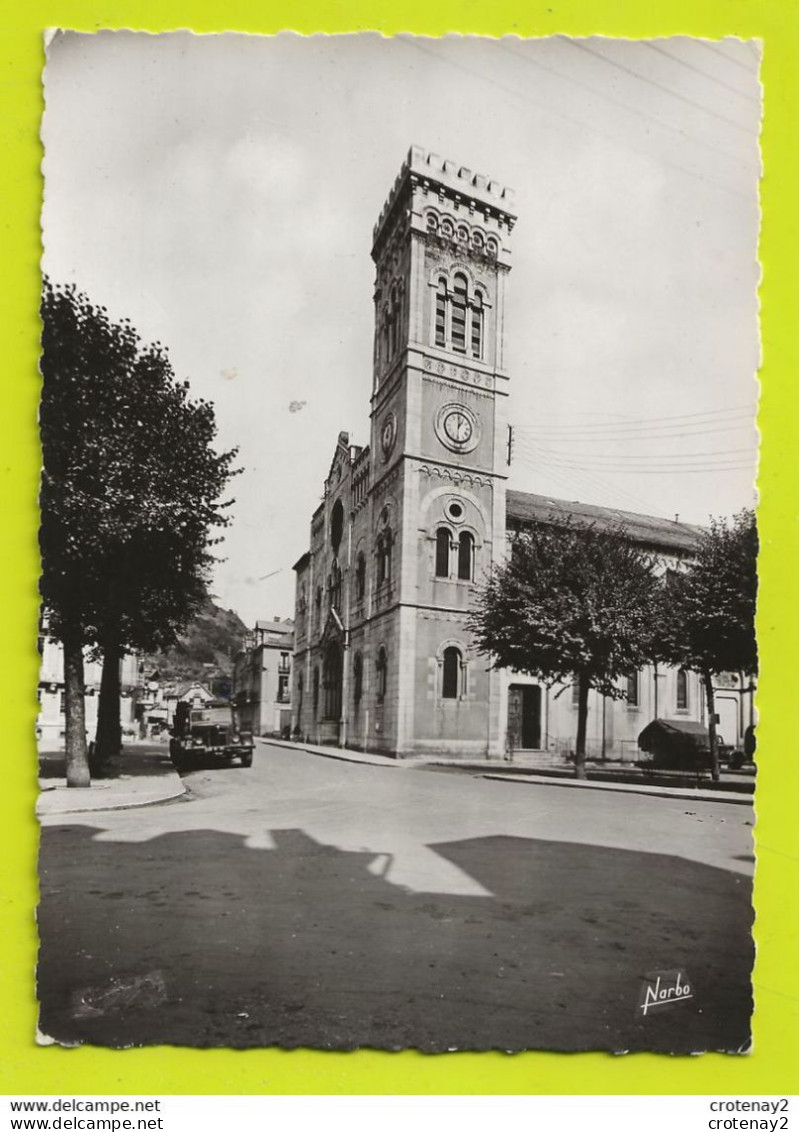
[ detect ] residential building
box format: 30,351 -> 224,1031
36,612 -> 139,750
233,618 -> 294,737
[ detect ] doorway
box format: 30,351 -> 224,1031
507,684 -> 542,750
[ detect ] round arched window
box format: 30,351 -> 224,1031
331,499 -> 344,553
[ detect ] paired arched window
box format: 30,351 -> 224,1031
376,647 -> 387,703
435,526 -> 474,581
377,529 -> 393,585
442,646 -> 464,700
433,272 -> 485,359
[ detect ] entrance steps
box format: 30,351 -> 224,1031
504,750 -> 571,770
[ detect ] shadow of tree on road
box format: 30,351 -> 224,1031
38,824 -> 752,1053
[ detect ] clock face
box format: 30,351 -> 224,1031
380,412 -> 397,459
443,410 -> 473,445
435,402 -> 480,453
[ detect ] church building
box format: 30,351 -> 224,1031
291,146 -> 745,761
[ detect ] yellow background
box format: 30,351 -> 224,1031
1,0 -> 797,1096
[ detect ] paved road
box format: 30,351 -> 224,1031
38,740 -> 754,1053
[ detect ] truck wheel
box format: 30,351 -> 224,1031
240,751 -> 253,768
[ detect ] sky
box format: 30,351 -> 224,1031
42,32 -> 761,627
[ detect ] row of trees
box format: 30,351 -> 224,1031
469,511 -> 758,780
40,281 -> 238,787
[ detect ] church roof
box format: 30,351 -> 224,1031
506,489 -> 703,554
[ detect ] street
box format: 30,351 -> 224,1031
37,741 -> 754,1053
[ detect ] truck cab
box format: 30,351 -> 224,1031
169,701 -> 254,770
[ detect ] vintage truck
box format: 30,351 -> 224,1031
169,701 -> 254,770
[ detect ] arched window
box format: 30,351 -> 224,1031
426,213 -> 438,235
297,673 -> 303,712
388,287 -> 398,357
451,273 -> 468,352
312,667 -> 320,714
355,553 -> 366,601
471,292 -> 483,359
435,279 -> 447,347
353,652 -> 363,706
626,670 -> 639,707
330,499 -> 344,553
442,647 -> 462,699
377,529 -> 393,585
376,647 -> 387,703
676,668 -> 688,710
435,527 -> 451,578
456,224 -> 469,246
457,531 -> 474,581
315,586 -> 322,624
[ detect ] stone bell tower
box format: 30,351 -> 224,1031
368,146 -> 517,757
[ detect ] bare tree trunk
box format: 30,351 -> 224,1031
63,633 -> 90,788
94,636 -> 122,771
702,669 -> 721,783
574,672 -> 589,779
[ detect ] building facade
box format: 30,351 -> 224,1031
233,619 -> 294,737
291,147 -> 751,761
37,613 -> 139,750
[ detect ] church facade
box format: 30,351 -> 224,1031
291,147 -> 748,761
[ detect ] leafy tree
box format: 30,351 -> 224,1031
656,510 -> 758,781
469,521 -> 659,777
39,280 -> 237,784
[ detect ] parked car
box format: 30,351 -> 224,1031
169,701 -> 253,770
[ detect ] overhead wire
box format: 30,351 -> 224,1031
695,38 -> 761,77
564,37 -> 757,138
521,403 -> 754,428
641,41 -> 760,105
398,37 -> 753,203
495,40 -> 753,171
513,435 -> 661,514
515,421 -> 756,442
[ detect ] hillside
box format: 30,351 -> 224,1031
146,598 -> 248,684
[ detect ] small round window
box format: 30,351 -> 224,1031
446,500 -> 464,523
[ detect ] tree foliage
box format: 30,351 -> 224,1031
657,510 -> 758,678
39,280 -> 238,782
656,510 -> 758,780
469,521 -> 659,775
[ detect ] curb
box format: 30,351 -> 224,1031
36,780 -> 186,817
481,773 -> 754,805
262,739 -> 754,803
